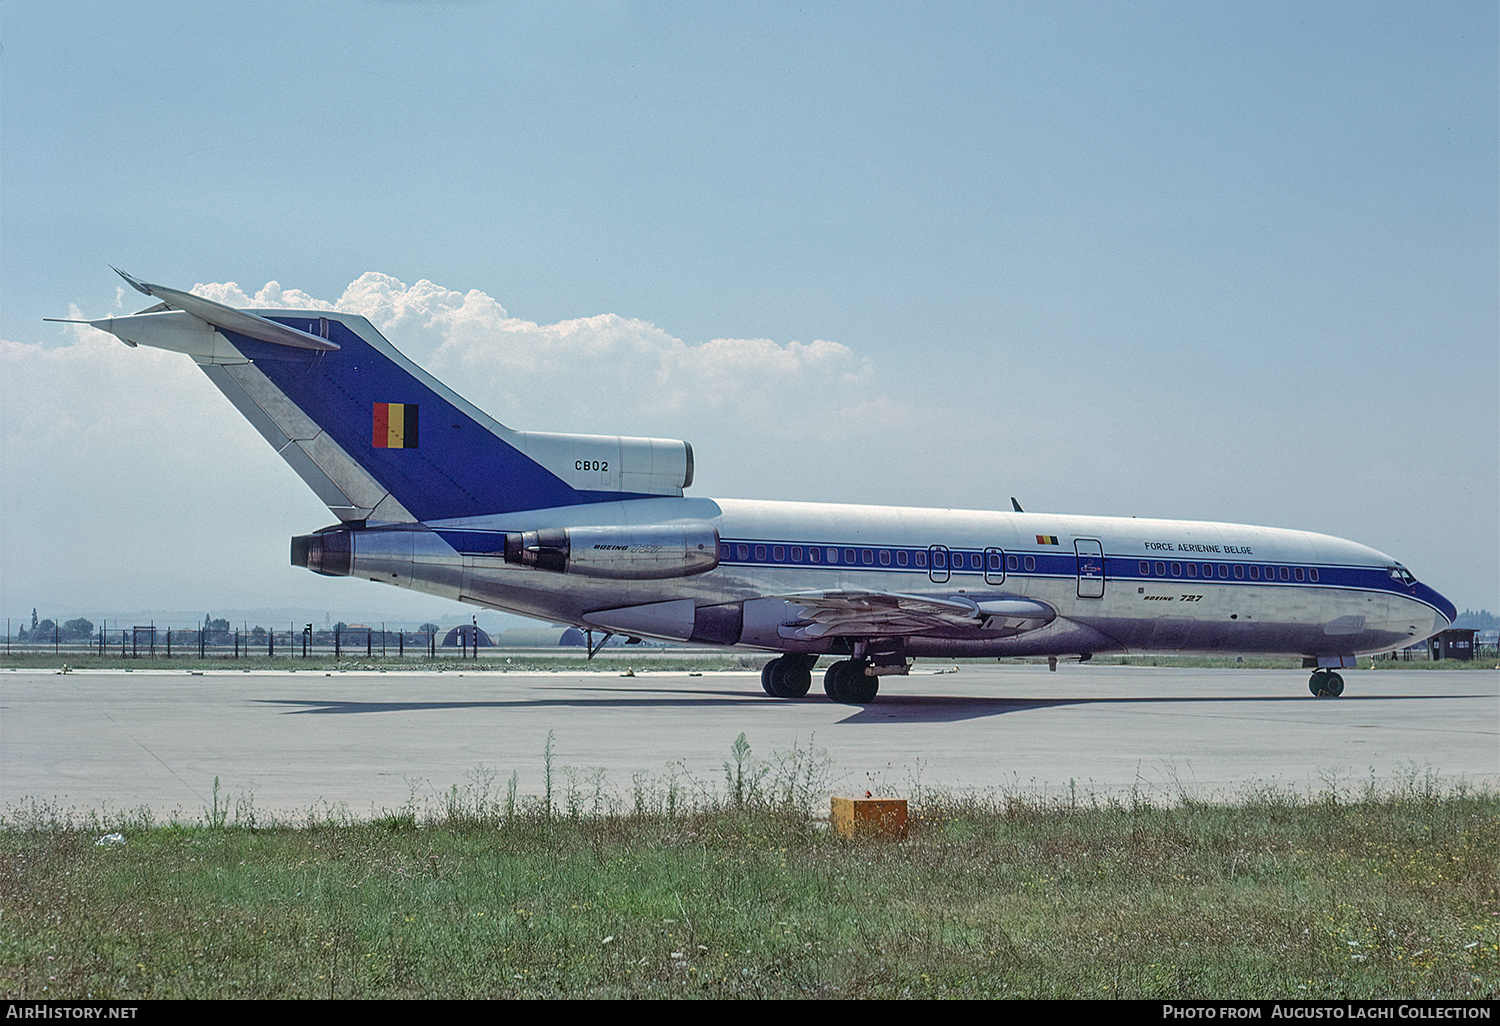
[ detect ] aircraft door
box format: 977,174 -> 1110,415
1075,538 -> 1105,598
984,547 -> 1006,586
928,545 -> 950,584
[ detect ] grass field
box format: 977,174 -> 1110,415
2,754 -> 1495,1000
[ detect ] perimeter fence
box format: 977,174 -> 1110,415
2,624 -> 496,661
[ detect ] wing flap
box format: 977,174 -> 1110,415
771,590 -> 1055,640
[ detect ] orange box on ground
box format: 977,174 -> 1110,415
830,796 -> 908,839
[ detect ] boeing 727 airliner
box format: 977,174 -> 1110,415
65,271 -> 1456,702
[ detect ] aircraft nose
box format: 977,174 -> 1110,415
1419,583 -> 1456,634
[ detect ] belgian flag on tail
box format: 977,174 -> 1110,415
373,402 -> 418,449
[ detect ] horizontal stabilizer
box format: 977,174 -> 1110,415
110,268 -> 338,352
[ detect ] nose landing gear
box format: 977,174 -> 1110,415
1308,667 -> 1345,697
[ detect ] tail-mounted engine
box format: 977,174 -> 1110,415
503,524 -> 719,580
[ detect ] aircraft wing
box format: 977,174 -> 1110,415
771,590 -> 1055,640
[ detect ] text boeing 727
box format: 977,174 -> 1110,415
68,271 -> 1456,702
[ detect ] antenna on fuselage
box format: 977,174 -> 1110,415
1011,497 -> 1024,513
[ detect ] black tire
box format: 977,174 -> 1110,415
761,659 -> 778,696
770,657 -> 813,698
840,664 -> 879,704
825,660 -> 878,704
1309,668 -> 1346,698
823,660 -> 850,702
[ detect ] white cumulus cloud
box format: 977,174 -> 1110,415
200,272 -> 885,442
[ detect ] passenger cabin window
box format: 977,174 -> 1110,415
755,545 -> 766,560
844,549 -> 856,564
1279,567 -> 1290,581
1007,555 -> 1019,571
1309,568 -> 1318,582
1023,555 -> 1036,572
915,551 -> 927,568
1234,565 -> 1244,579
1140,561 -> 1151,575
1171,562 -> 1181,576
879,550 -> 891,565
862,549 -> 873,565
809,548 -> 820,562
791,546 -> 802,561
736,545 -> 749,560
896,551 -> 908,566
1155,562 -> 1166,576
1187,563 -> 1198,577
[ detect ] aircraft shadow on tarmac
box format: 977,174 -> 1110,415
255,690 -> 1470,725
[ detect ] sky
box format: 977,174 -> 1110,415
1,1 -> 1496,631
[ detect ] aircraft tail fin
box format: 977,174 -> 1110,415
81,273 -> 694,523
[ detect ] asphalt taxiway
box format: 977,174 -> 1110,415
2,664 -> 1495,819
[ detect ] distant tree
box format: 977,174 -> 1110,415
1455,609 -> 1497,631
203,615 -> 230,635
250,626 -> 268,641
419,622 -> 440,635
61,618 -> 94,640
334,621 -> 349,634
32,618 -> 58,641
31,608 -> 38,631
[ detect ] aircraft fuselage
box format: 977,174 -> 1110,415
313,495 -> 1453,661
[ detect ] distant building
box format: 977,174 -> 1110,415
496,627 -> 590,647
441,625 -> 493,647
1428,628 -> 1476,661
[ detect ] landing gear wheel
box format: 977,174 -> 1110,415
771,655 -> 813,698
823,661 -> 848,703
1309,668 -> 1346,698
823,659 -> 878,704
762,656 -> 814,698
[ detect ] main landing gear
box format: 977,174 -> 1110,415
823,659 -> 879,705
1308,667 -> 1345,698
760,653 -> 816,699
760,656 -> 881,704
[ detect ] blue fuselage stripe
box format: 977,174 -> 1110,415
705,538 -> 1453,618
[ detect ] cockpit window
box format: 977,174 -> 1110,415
1387,564 -> 1416,585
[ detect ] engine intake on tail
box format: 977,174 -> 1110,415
503,524 -> 719,580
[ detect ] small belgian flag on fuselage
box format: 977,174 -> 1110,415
1035,535 -> 1059,545
373,402 -> 418,449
